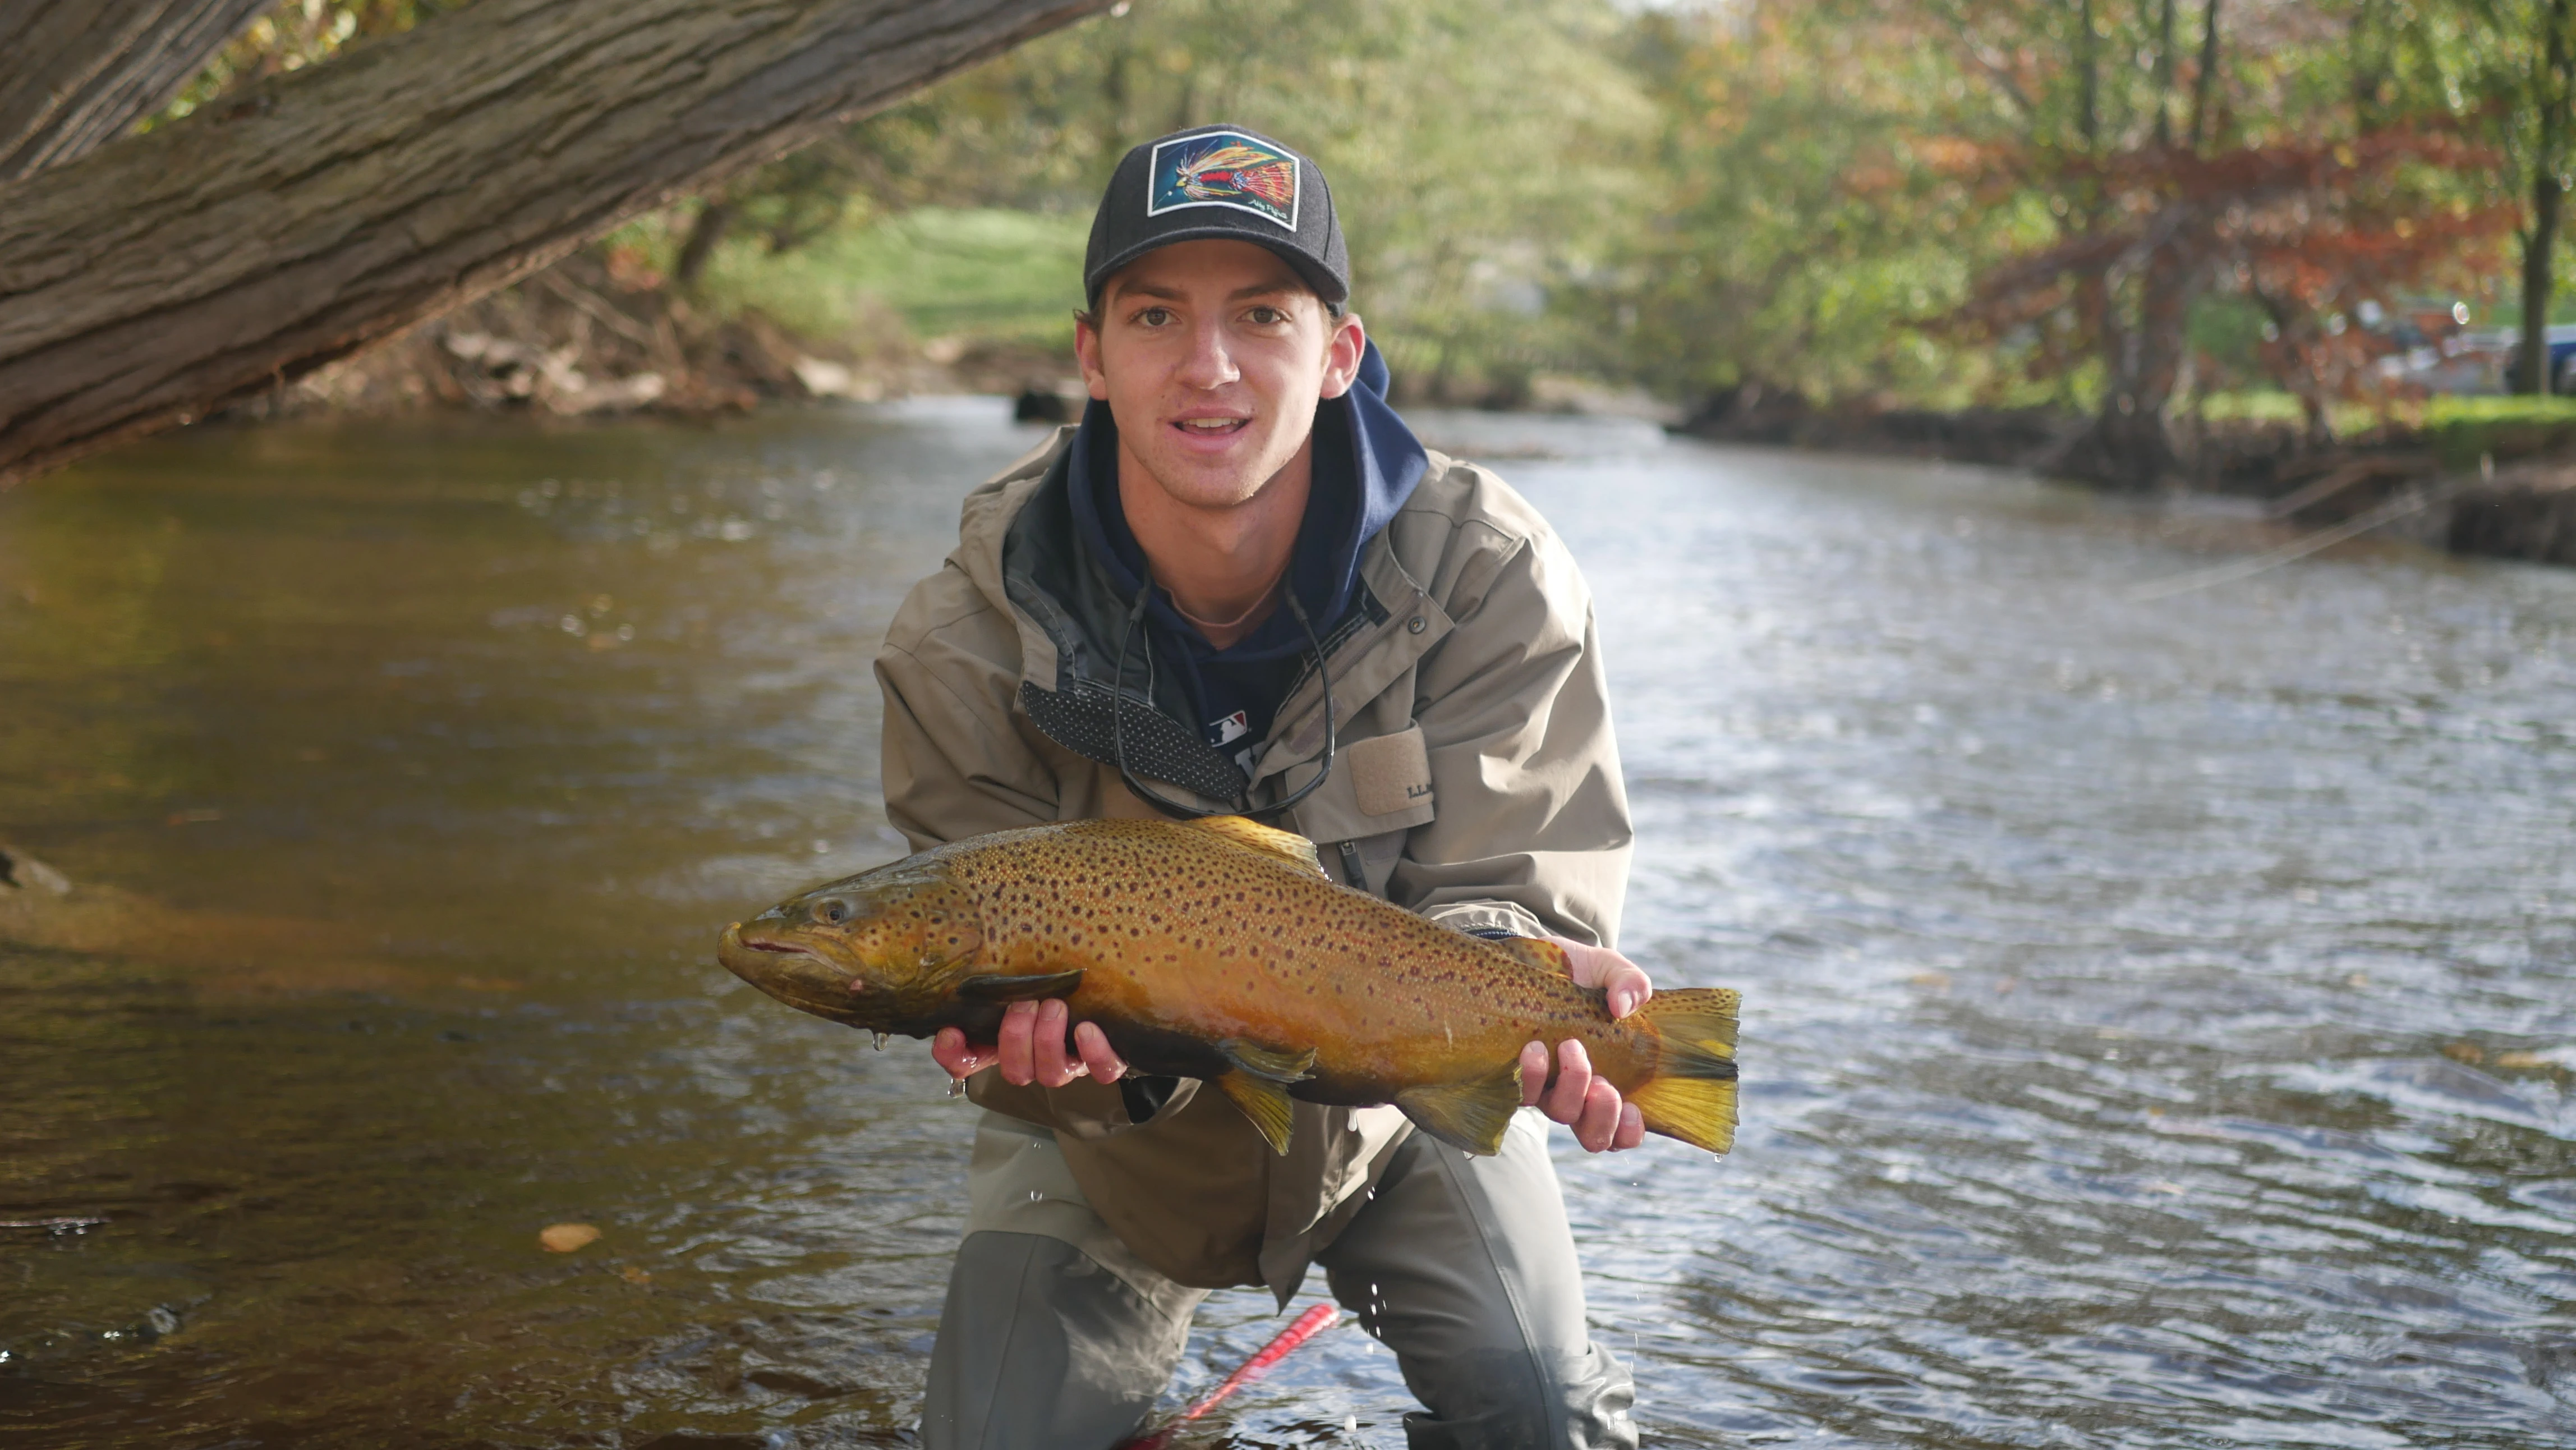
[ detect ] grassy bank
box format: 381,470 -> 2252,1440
638,208 -> 1090,357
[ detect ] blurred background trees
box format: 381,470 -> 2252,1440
145,0 -> 2574,478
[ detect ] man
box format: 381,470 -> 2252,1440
875,123 -> 1650,1449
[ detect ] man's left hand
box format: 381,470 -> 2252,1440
1517,937 -> 1651,1153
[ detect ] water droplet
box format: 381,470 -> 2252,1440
873,1031 -> 887,1050
1027,1189 -> 1044,1202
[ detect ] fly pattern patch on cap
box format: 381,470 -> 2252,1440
1147,131 -> 1299,230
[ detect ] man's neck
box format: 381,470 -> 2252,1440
1117,432 -> 1313,650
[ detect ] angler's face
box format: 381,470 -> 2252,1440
1075,239 -> 1365,511
717,867 -> 980,1022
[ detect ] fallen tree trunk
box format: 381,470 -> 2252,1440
0,0 -> 1110,487
0,0 -> 272,182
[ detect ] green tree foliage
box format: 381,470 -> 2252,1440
158,0 -> 2543,452
710,0 -> 1654,397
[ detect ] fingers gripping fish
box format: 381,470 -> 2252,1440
717,816 -> 1738,1158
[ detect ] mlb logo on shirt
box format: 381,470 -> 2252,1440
1208,710 -> 1250,746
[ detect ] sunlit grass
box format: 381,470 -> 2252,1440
610,207 -> 1088,353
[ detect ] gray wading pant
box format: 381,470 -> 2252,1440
919,1108 -> 1637,1450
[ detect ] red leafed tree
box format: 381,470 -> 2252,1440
1967,129 -> 2516,477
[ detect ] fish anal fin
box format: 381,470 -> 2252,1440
1395,1060 -> 1526,1157
1220,1038 -> 1316,1084
1216,1071 -> 1297,1155
958,969 -> 1086,1002
1485,935 -> 1573,976
1184,816 -> 1326,879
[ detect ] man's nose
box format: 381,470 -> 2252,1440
1176,318 -> 1240,390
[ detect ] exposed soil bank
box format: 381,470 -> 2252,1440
212,253 -> 1070,428
1679,382 -> 2576,569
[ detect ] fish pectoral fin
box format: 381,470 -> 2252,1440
1395,1061 -> 1527,1157
957,969 -> 1086,1003
1216,1071 -> 1298,1155
1183,816 -> 1327,880
1484,935 -> 1574,976
1219,1038 -> 1316,1084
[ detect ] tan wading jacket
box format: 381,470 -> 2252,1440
875,426 -> 1632,1303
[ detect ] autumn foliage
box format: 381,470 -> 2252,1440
1965,129 -> 2517,474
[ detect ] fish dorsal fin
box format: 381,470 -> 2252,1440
1183,816 -> 1326,879
1486,935 -> 1573,975
1395,1059 -> 1526,1157
1215,1072 -> 1298,1155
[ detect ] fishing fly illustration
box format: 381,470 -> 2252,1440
1148,132 -> 1300,228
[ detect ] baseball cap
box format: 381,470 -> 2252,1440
1083,123 -> 1350,309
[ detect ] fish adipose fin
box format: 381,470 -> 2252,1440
1217,1072 -> 1298,1155
958,969 -> 1086,1002
1184,816 -> 1327,879
1485,935 -> 1573,975
1395,1059 -> 1526,1156
1630,988 -> 1742,1156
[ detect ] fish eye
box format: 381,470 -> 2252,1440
815,898 -> 851,924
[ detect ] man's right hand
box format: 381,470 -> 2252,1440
932,998 -> 1128,1088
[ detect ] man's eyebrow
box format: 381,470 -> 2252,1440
1106,278 -> 1303,305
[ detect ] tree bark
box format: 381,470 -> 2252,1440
0,0 -> 1111,487
2186,0 -> 2221,152
2523,176 -> 2564,395
0,0 -> 273,183
2519,0 -> 2574,396
674,198 -> 737,289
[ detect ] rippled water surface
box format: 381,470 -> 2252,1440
4,403 -> 2573,1447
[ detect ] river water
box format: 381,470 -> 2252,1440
3,402 -> 2573,1448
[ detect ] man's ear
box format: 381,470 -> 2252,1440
1317,311 -> 1367,401
1073,311 -> 1110,401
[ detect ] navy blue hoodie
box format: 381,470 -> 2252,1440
1064,341 -> 1428,772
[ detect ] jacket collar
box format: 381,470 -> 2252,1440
1061,338 -> 1426,666
992,344 -> 1431,802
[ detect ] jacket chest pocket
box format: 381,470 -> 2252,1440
1290,724 -> 1434,893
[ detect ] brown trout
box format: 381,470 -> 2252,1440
716,816 -> 1738,1157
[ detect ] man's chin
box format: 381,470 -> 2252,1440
1135,443 -> 1287,508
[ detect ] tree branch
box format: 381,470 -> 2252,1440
0,0 -> 1114,486
0,0 -> 273,182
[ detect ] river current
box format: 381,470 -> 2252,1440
3,402 -> 2572,1447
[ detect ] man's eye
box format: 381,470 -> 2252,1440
1246,307 -> 1284,325
1136,306 -> 1172,327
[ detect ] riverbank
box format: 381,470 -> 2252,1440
202,247 -> 2576,573
1678,383 -> 2576,567
217,244 -> 1076,429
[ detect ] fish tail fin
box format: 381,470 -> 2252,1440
1630,988 -> 1740,1156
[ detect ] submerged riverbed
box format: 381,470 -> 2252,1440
4,402 -> 2573,1447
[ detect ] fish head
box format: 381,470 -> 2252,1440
717,860 -> 983,1031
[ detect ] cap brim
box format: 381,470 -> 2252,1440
1085,228 -> 1348,309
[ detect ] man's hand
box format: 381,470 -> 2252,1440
1517,936 -> 1652,1153
931,998 -> 1128,1088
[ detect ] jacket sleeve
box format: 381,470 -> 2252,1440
875,563 -> 1061,851
1390,520 -> 1633,950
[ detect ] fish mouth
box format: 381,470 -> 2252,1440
717,924 -> 875,1023
717,924 -> 824,980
